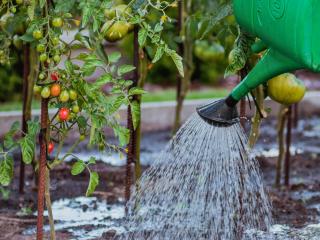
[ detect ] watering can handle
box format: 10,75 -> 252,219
229,48 -> 302,103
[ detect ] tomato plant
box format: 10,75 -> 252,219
0,0 -> 183,237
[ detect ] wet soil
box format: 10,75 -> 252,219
1,116 -> 320,239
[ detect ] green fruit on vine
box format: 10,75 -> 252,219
268,73 -> 306,106
79,135 -> 86,141
13,35 -> 22,49
36,44 -> 46,53
53,55 -> 61,63
39,53 -> 47,62
59,90 -> 70,102
16,0 -> 24,4
72,104 -> 80,113
69,112 -> 76,121
103,21 -> 129,42
11,7 -> 16,13
51,37 -> 60,46
52,17 -> 63,28
69,90 -> 78,101
33,85 -> 42,94
33,30 -> 43,40
104,4 -> 132,19
41,86 -> 51,98
39,72 -> 46,80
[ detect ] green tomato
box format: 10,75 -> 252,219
53,55 -> 61,63
11,7 -> 16,13
72,104 -> 80,113
41,86 -> 51,98
33,85 -> 42,94
69,90 -> 78,101
268,73 -> 306,105
16,0 -> 24,4
59,90 -> 70,102
36,44 -> 46,53
79,135 -> 86,141
39,72 -> 46,80
39,53 -> 47,62
52,17 -> 63,28
51,37 -> 60,46
103,21 -> 129,42
33,30 -> 43,40
104,4 -> 132,19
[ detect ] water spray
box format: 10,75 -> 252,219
198,0 -> 320,125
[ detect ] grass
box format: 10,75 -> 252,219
142,88 -> 228,103
0,88 -> 228,112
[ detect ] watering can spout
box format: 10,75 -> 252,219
197,48 -> 301,126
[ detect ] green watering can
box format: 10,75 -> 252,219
197,0 -> 320,125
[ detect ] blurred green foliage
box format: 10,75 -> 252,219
118,1 -> 237,86
0,50 -> 23,102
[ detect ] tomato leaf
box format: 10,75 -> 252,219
86,171 -> 99,197
19,137 -> 34,164
108,52 -> 121,63
152,46 -> 164,63
114,126 -> 130,147
129,87 -> 147,96
95,74 -> 112,88
117,65 -> 136,76
71,160 -> 86,175
130,100 -> 140,130
0,156 -> 14,186
138,28 -> 148,47
4,121 -> 20,150
166,49 -> 184,77
108,95 -> 126,115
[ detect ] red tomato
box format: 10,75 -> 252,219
58,108 -> 70,121
48,142 -> 54,154
50,72 -> 59,81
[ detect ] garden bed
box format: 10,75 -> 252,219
1,116 -> 320,239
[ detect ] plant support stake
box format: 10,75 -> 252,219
37,98 -> 49,240
285,106 -> 292,186
125,25 -> 140,212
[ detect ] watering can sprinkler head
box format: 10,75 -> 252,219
196,96 -> 239,126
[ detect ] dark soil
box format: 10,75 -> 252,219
1,117 -> 320,239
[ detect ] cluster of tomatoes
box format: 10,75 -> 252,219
0,0 -> 27,64
32,15 -> 67,65
34,71 -> 83,154
34,72 -> 81,121
102,4 -> 133,42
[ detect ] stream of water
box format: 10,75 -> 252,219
116,114 -> 272,239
